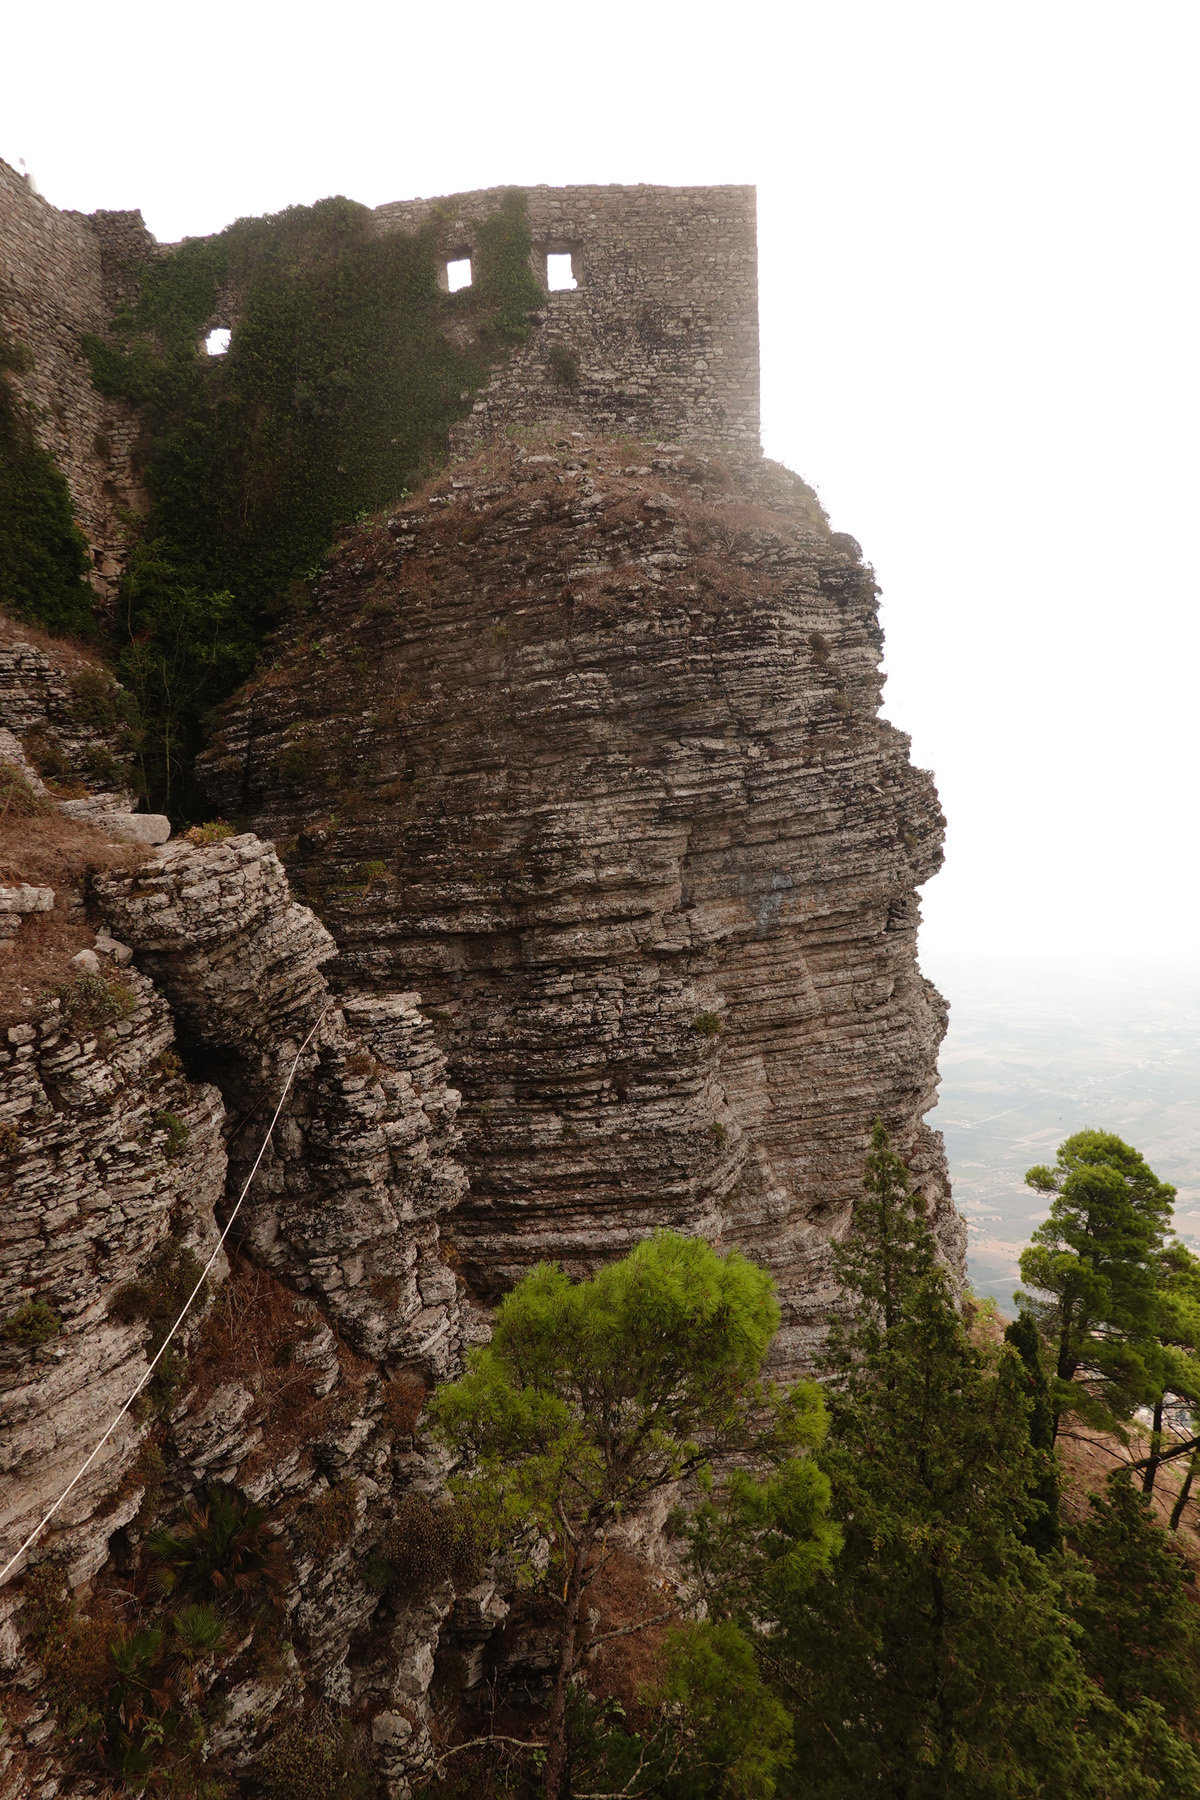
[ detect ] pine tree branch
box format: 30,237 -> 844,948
436,1734 -> 546,1762
586,1607 -> 676,1648
1128,1432 -> 1200,1471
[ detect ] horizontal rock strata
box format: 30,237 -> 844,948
202,433 -> 965,1370
2,823 -> 474,1795
0,962 -> 226,1582
0,635 -> 136,803
95,834 -> 468,1376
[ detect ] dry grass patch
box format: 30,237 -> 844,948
582,1549 -> 680,1716
0,607 -> 103,673
0,789 -> 147,1026
1057,1422 -> 1200,1565
193,1255 -> 371,1482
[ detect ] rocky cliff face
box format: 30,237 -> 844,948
94,833 -> 467,1376
202,433 -> 964,1372
0,639 -> 481,1796
0,966 -> 226,1583
2,169 -> 966,1796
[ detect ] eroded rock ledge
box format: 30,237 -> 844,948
95,834 -> 467,1374
1,823 -> 473,1796
202,434 -> 965,1370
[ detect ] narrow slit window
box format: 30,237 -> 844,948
446,257 -> 472,292
205,327 -> 231,356
547,252 -> 577,291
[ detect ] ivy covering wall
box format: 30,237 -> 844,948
78,189 -> 543,813
0,333 -> 95,637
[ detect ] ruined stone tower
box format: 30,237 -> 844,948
372,184 -> 760,450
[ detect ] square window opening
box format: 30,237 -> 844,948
446,257 -> 472,293
205,327 -> 232,356
547,252 -> 577,292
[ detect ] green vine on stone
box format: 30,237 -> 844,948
0,329 -> 95,637
78,191 -> 542,817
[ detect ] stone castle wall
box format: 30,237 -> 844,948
0,156 -> 150,604
0,171 -> 760,608
373,184 -> 760,451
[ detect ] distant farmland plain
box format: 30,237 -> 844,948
924,954 -> 1200,1308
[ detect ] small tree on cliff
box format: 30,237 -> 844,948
831,1118 -> 936,1343
428,1230 -> 831,1800
1018,1131 -> 1176,1437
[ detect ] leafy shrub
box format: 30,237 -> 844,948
548,344 -> 580,389
21,1558 -> 71,1640
21,1563 -> 231,1789
80,743 -> 130,788
51,972 -> 137,1032
151,1108 -> 190,1159
0,763 -> 50,817
293,1482 -> 359,1559
88,1623 -> 188,1783
182,819 -> 236,846
109,1238 -> 207,1353
70,665 -> 129,732
0,330 -> 33,375
693,1011 -> 722,1037
278,737 -> 323,783
0,1120 -> 21,1156
22,729 -> 73,781
148,1484 -> 289,1611
260,1716 -> 372,1800
374,1491 -> 484,1598
0,343 -> 95,636
21,1561 -> 114,1724
3,1298 -> 61,1345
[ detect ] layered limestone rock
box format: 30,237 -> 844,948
202,433 -> 965,1370
0,632 -> 136,803
2,825 -> 474,1797
95,833 -> 468,1375
0,962 -> 226,1584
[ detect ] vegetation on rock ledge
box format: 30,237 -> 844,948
80,190 -> 542,813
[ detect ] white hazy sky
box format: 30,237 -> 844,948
4,1 -> 1197,959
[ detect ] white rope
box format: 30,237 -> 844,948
0,1006 -> 331,1588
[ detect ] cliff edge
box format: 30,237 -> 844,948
201,431 -> 964,1371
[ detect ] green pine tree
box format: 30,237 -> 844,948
1073,1470 -> 1200,1724
710,1125 -> 1199,1799
1140,1239 -> 1200,1500
428,1230 -> 834,1800
1005,1308 -> 1062,1551
1019,1131 -> 1175,1437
